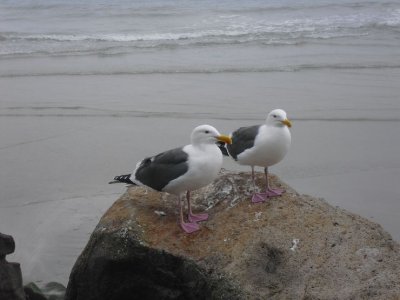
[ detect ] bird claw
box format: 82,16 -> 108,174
188,213 -> 209,223
252,188 -> 285,203
251,193 -> 267,203
180,221 -> 200,233
265,188 -> 285,197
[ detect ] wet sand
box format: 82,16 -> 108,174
1,69 -> 399,284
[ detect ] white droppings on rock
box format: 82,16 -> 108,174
229,196 -> 242,208
154,210 -> 166,216
356,247 -> 381,258
254,212 -> 262,221
290,239 -> 300,251
118,227 -> 129,239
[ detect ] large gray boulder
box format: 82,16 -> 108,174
66,170 -> 400,299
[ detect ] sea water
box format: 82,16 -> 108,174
1,0 -> 400,75
0,0 -> 399,285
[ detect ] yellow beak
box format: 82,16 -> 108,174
217,135 -> 232,145
281,119 -> 292,128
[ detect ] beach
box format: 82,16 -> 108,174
1,0 -> 400,286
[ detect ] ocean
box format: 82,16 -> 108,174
1,0 -> 400,76
1,0 -> 400,285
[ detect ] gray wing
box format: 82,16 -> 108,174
134,147 -> 189,191
227,125 -> 260,160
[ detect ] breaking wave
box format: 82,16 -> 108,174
1,6 -> 399,58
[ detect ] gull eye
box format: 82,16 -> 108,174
205,130 -> 210,134
273,115 -> 277,118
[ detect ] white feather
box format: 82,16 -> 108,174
163,143 -> 223,194
236,109 -> 291,167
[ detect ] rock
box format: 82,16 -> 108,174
0,232 -> 15,259
24,282 -> 47,300
0,232 -> 26,300
41,282 -> 66,300
24,282 -> 66,300
66,170 -> 400,300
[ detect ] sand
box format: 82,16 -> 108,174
1,69 -> 399,284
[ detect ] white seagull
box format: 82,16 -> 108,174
220,109 -> 292,203
110,125 -> 232,233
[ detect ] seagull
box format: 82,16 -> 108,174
219,109 -> 292,203
110,125 -> 232,233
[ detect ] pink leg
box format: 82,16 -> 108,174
260,167 -> 285,197
251,166 -> 267,203
178,194 -> 199,233
187,191 -> 208,223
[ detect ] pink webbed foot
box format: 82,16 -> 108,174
264,188 -> 285,197
188,212 -> 209,223
257,188 -> 285,199
251,193 -> 267,203
180,221 -> 200,233
251,188 -> 285,203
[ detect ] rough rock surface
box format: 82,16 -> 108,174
0,233 -> 26,300
24,283 -> 47,300
66,170 -> 400,300
0,232 -> 15,259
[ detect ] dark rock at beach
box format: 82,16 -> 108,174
41,282 -> 66,300
24,282 -> 47,300
24,282 -> 66,300
0,232 -> 26,300
0,232 -> 15,259
66,170 -> 400,299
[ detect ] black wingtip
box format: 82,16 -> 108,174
110,174 -> 135,185
217,141 -> 230,156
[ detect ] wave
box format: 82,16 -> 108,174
3,19 -> 399,44
6,31 -> 244,42
0,25 -> 398,58
2,6 -> 399,44
231,2 -> 398,13
1,63 -> 400,78
1,2 -> 399,58
6,106 -> 85,110
1,111 -> 399,123
0,34 -> 308,58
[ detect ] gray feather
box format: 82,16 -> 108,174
134,147 -> 189,191
227,125 -> 260,160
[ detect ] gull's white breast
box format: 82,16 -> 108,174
163,144 -> 223,194
237,124 -> 291,167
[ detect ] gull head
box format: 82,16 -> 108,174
266,109 -> 292,128
191,124 -> 232,145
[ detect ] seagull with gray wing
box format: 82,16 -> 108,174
110,125 -> 232,233
219,109 -> 292,203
